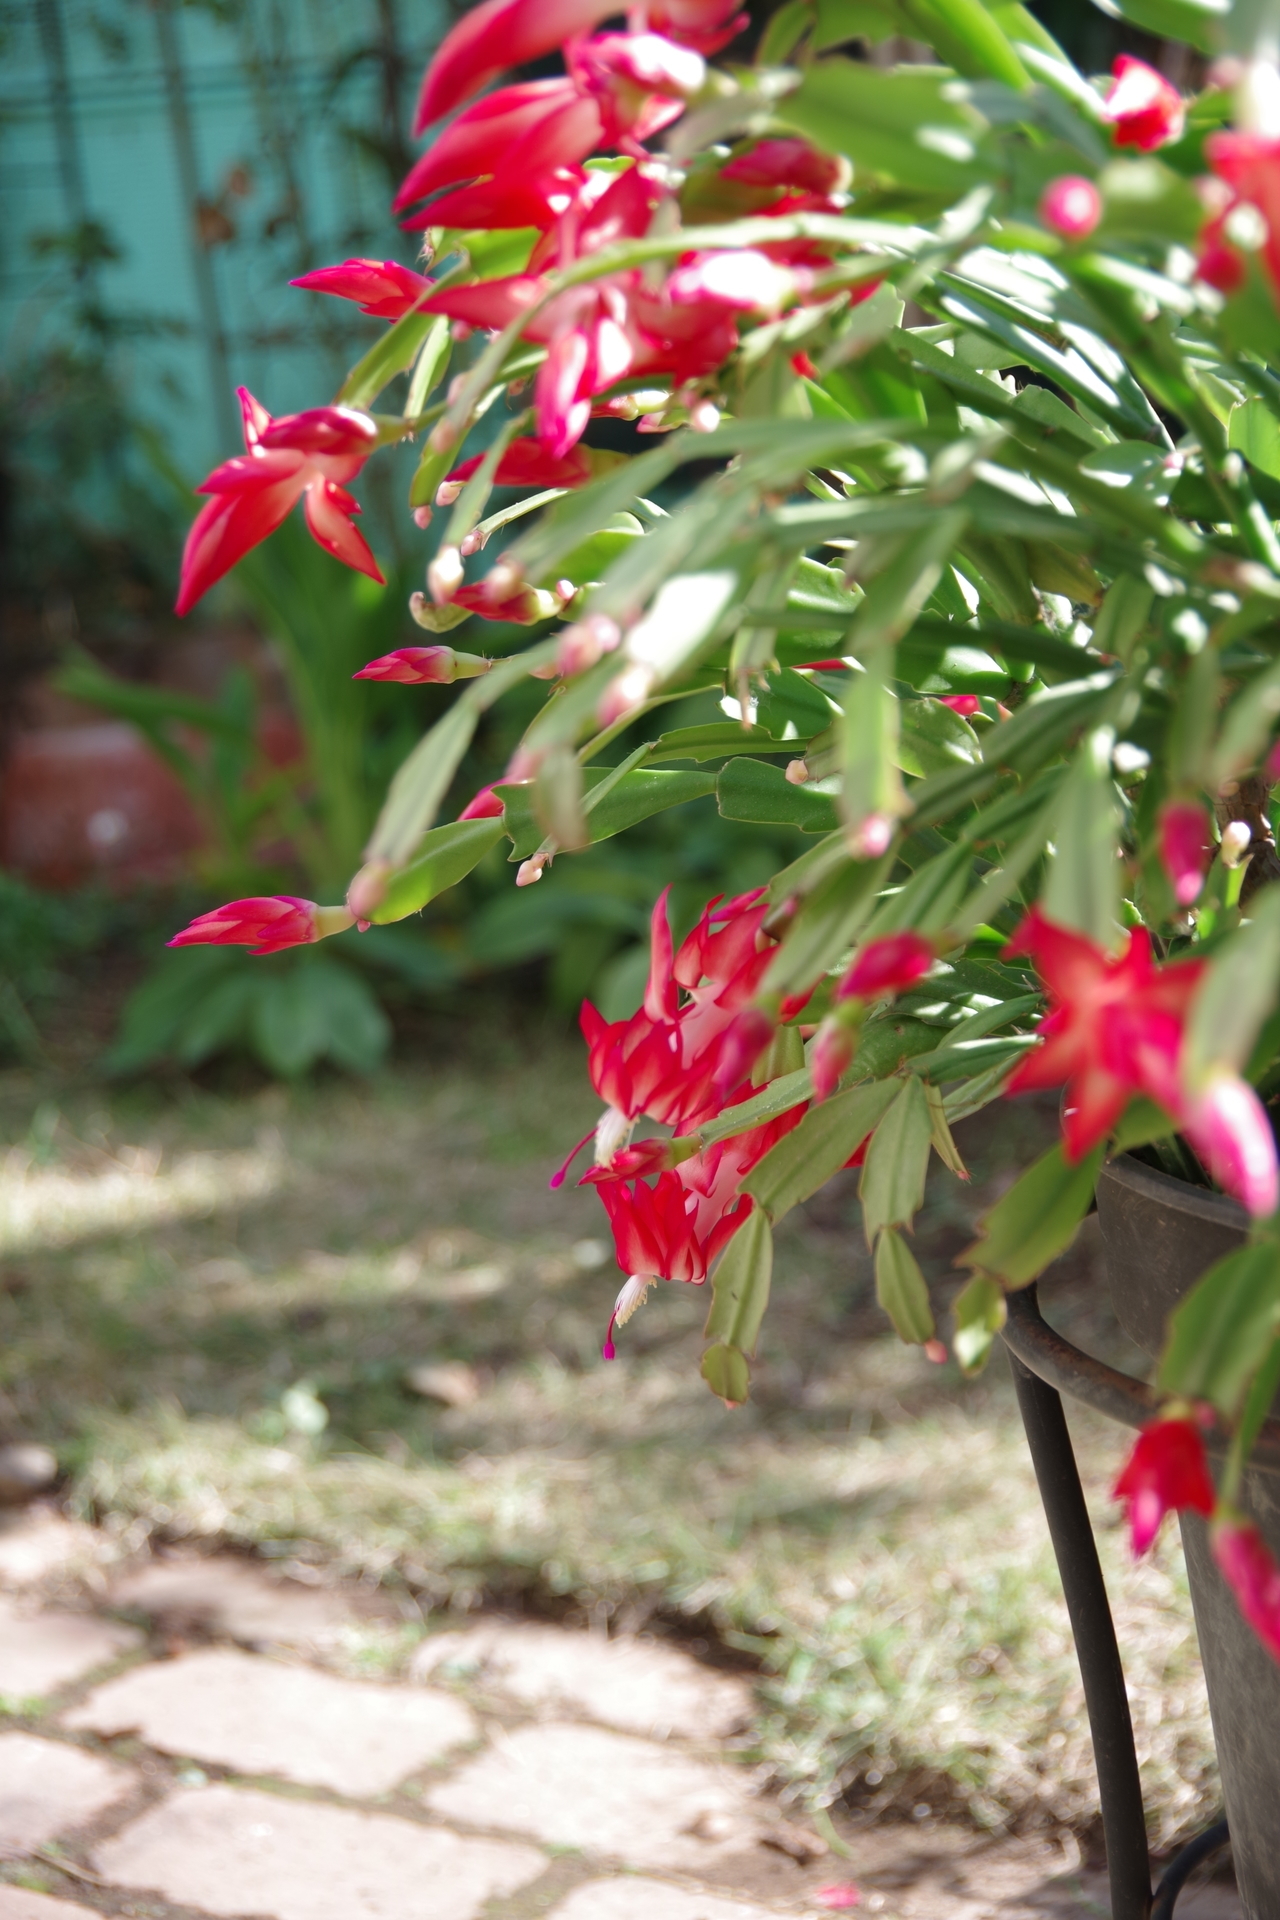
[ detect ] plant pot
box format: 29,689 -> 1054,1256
1095,1155 -> 1274,1919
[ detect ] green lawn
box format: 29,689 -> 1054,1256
0,1023 -> 1218,1844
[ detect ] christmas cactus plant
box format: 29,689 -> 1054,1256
174,0 -> 1280,1659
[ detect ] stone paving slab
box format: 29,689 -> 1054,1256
0,1732 -> 136,1850
108,1553 -> 388,1650
63,1647 -> 476,1796
0,1598 -> 140,1697
93,1783 -> 546,1920
428,1721 -> 763,1871
0,1892 -> 102,1920
0,1512 -> 100,1592
413,1622 -> 753,1741
547,1878 -> 788,1920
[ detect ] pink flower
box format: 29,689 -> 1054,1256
1113,1418 -> 1215,1554
396,79 -> 600,228
1213,1517 -> 1280,1663
1183,1072 -> 1279,1219
167,896 -> 347,957
289,258 -> 432,319
1201,133 -> 1280,298
176,389 -> 382,616
567,32 -> 706,146
436,439 -> 594,506
939,693 -> 980,717
1102,55 -> 1185,151
1005,910 -> 1205,1160
1039,175 -> 1102,239
413,0 -> 742,127
353,647 -> 476,685
1159,799 -> 1212,907
836,932 -> 935,1003
458,785 -> 506,821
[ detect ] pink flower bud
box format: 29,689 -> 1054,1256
924,1339 -> 948,1366
1183,1072 -> 1279,1218
1103,55 -> 1185,151
846,812 -> 894,860
517,853 -> 550,887
428,545 -> 464,604
784,759 -> 809,785
1113,1417 -> 1215,1555
458,784 -> 505,821
597,662 -> 657,728
711,1008 -> 775,1099
354,646 -> 458,684
689,399 -> 721,432
1158,799 -> 1212,906
346,861 -> 390,922
837,932 -> 935,1003
557,613 -> 623,677
1039,175 -> 1102,239
167,896 -> 330,957
939,694 -> 981,717
810,1017 -> 854,1102
1213,1516 -> 1280,1662
1221,819 -> 1252,868
412,505 -> 433,529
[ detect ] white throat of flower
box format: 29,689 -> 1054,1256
612,1275 -> 653,1327
595,1105 -> 635,1166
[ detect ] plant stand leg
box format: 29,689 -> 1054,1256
1008,1351 -> 1153,1920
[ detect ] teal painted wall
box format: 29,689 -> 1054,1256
2,0 -> 449,481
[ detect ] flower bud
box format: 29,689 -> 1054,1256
1039,175 -> 1102,238
412,505 -> 433,529
427,545 -> 464,604
597,662 -> 658,728
347,860 -> 390,921
1102,55 -> 1185,150
836,931 -> 935,1003
517,853 -> 550,887
1221,819 -> 1252,868
557,613 -> 623,676
785,759 -> 809,785
1183,1071 -> 1279,1218
1158,799 -> 1212,906
810,1017 -> 855,1102
845,812 -> 894,860
1213,1515 -> 1280,1661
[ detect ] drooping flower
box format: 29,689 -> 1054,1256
1183,1072 -> 1280,1219
836,932 -> 935,1004
175,389 -> 382,616
435,439 -> 595,506
1102,55 -> 1185,151
353,647 -> 490,685
1158,799 -> 1212,907
1113,1417 -> 1215,1554
1213,1515 -> 1280,1662
289,259 -> 432,319
1039,175 -> 1102,239
1005,910 -> 1206,1159
168,896 -> 353,956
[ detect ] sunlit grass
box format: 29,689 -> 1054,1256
0,1045 -> 1218,1842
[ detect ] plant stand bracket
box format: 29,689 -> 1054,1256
1003,1289 -> 1232,1919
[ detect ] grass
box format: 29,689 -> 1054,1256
0,1017 -> 1219,1845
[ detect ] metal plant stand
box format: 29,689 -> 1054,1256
1002,1286 -> 1239,1920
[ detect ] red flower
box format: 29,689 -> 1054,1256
1102,55 -> 1185,151
1113,1418 -> 1215,1555
836,932 -> 935,1003
1039,176 -> 1102,239
396,79 -> 600,228
1158,799 -> 1212,908
939,693 -> 980,717
1213,1517 -> 1280,1663
289,258 -> 432,319
176,389 -> 382,616
567,31 -> 706,147
168,896 -> 348,957
413,0 -> 742,128
1201,133 -> 1280,297
436,439 -> 594,506
1005,910 -> 1205,1159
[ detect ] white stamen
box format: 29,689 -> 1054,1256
613,1275 -> 653,1327
595,1106 -> 634,1165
